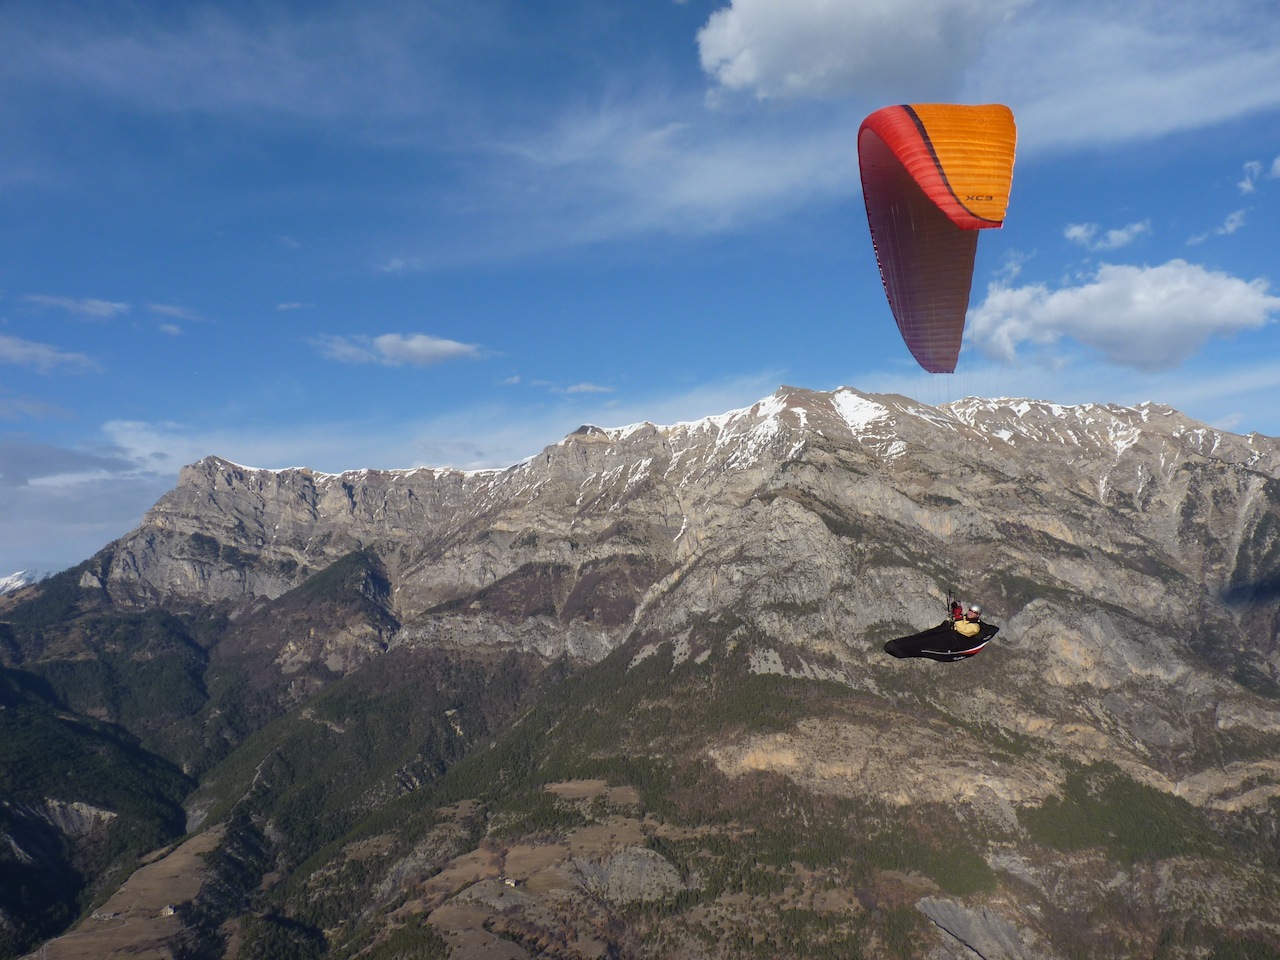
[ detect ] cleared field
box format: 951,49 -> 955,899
23,826 -> 224,960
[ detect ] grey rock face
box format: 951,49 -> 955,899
101,388 -> 1280,623
3,799 -> 117,843
93,386 -> 1280,809
918,897 -> 1050,960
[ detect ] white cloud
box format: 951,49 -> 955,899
492,99 -> 856,247
1236,156 -> 1280,192
967,259 -> 1280,371
1187,209 -> 1248,245
159,323 -> 182,336
1062,224 -> 1092,247
378,257 -> 427,274
1239,160 -> 1264,194
977,5 -> 1280,151
468,2 -> 1280,253
692,1 -> 1280,156
147,303 -> 203,322
312,333 -> 483,367
373,334 -> 483,366
697,0 -> 1028,101
22,294 -> 129,319
1064,220 -> 1151,251
276,302 -> 314,311
498,377 -> 616,396
1218,210 -> 1247,235
0,333 -> 96,372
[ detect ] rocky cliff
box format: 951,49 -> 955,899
88,386 -> 1280,796
96,384 -> 1280,706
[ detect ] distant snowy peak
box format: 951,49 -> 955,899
581,386 -> 886,444
943,395 -> 1280,471
0,569 -> 51,595
188,387 -> 1279,497
569,386 -> 1280,478
187,455 -> 498,486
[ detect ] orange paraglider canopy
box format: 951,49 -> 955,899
858,103 -> 1016,373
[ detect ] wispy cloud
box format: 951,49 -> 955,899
0,430 -> 174,571
479,98 -> 856,252
0,4 -> 450,122
22,294 -> 129,319
1239,160 -> 1264,194
1187,209 -> 1248,245
971,5 -> 1280,150
147,303 -> 204,323
99,371 -> 786,476
0,437 -> 138,487
498,375 -> 615,396
312,333 -> 484,367
1236,156 -> 1280,193
1064,220 -> 1151,251
0,393 -> 65,420
968,259 -> 1280,371
378,257 -> 426,274
0,333 -> 96,373
10,1 -> 1276,260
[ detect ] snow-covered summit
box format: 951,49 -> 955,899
0,569 -> 51,595
558,385 -> 1280,488
185,386 -> 1280,509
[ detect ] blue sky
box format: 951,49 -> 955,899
2,0 -> 1279,574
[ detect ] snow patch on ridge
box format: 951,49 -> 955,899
194,454 -> 496,482
831,390 -> 889,433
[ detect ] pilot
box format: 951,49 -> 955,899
953,604 -> 983,637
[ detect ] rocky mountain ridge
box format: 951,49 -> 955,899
81,386 -> 1280,761
78,384 -> 1280,810
98,385 -> 1280,610
7,383 -> 1280,958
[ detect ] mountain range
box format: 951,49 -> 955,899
3,384 -> 1280,959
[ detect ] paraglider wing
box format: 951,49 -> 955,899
858,103 -> 1016,373
883,620 -> 999,663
